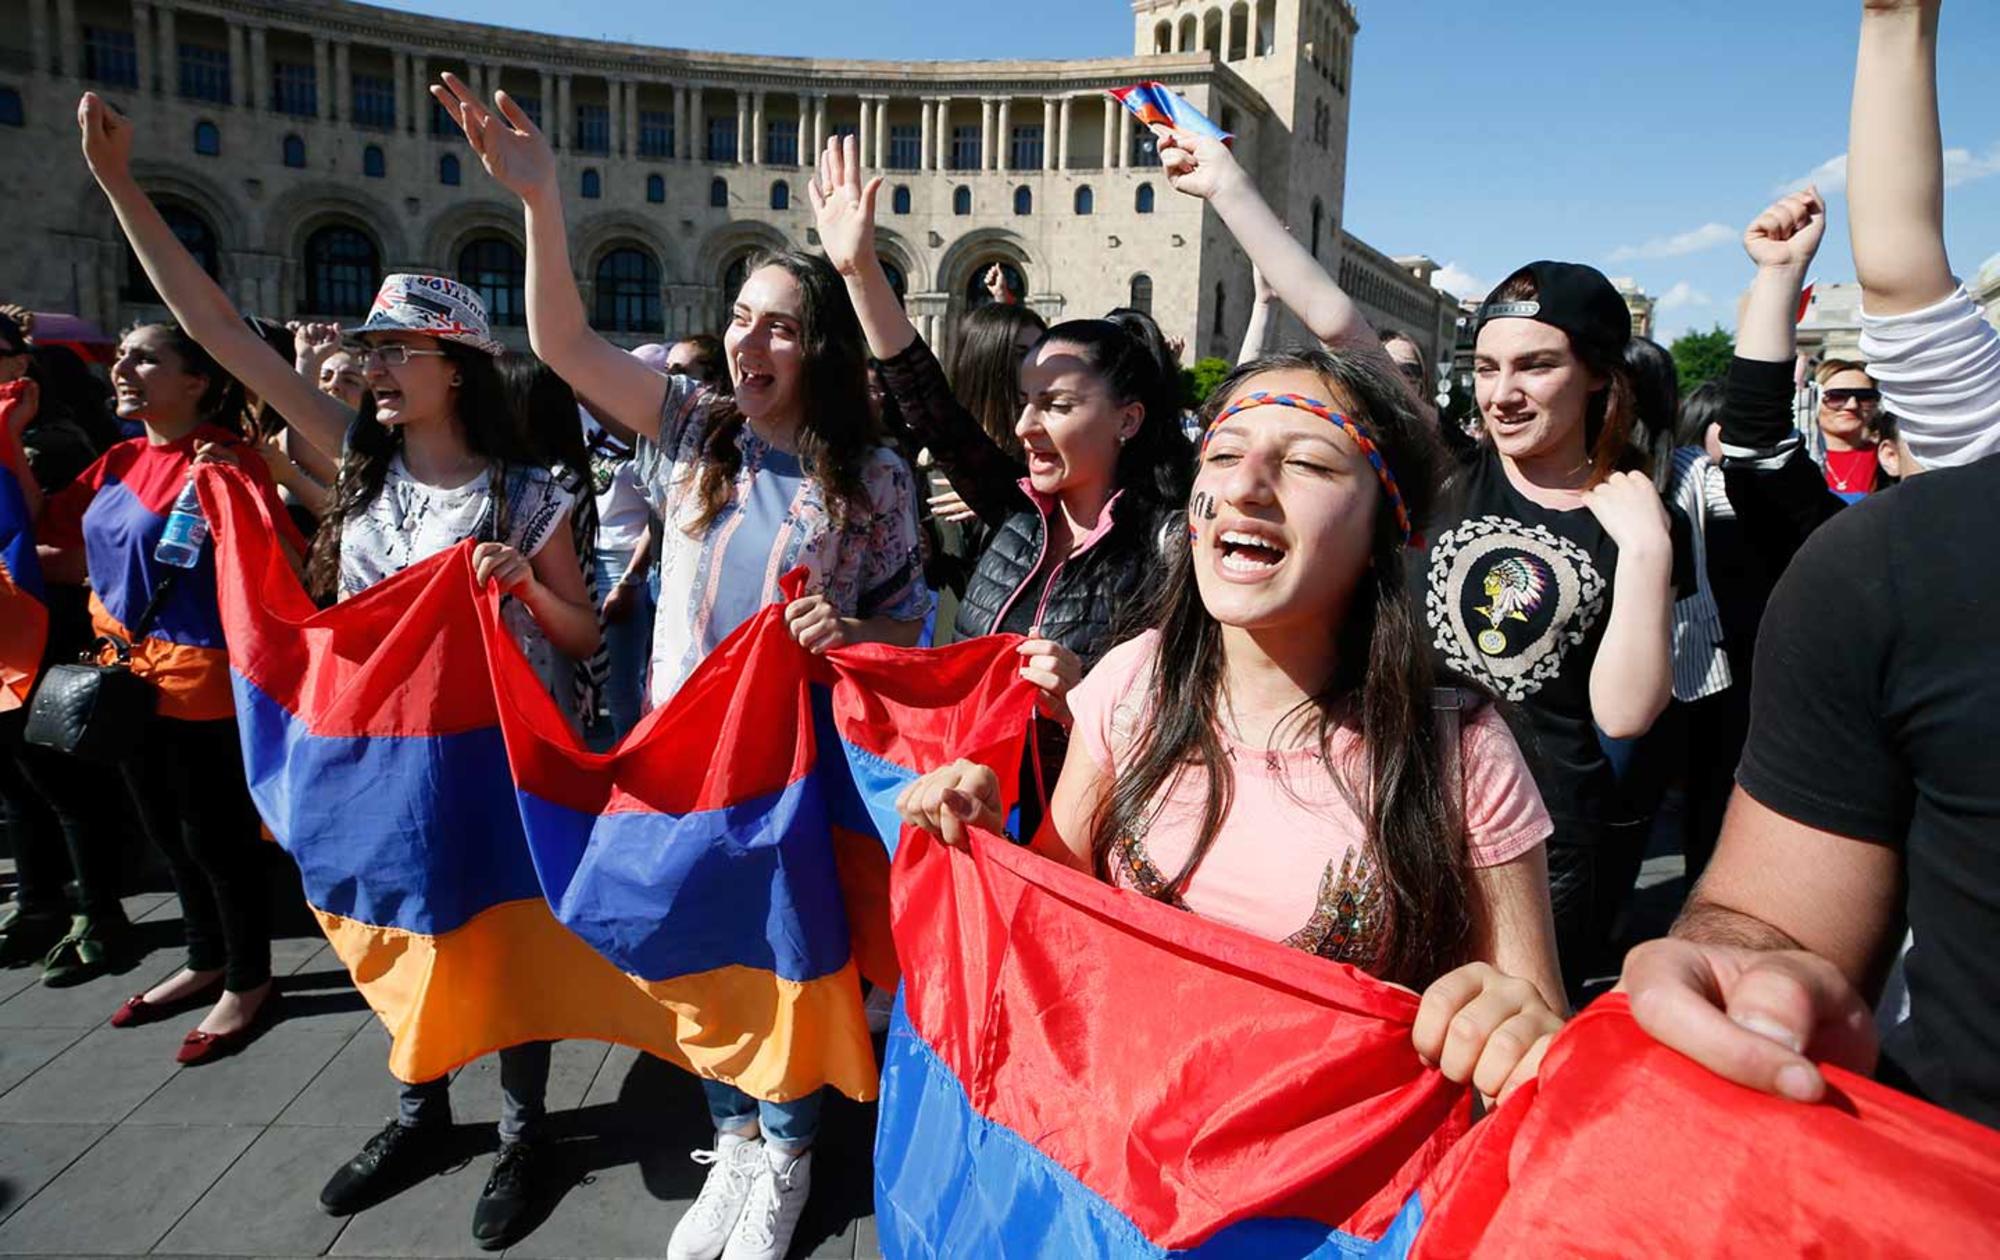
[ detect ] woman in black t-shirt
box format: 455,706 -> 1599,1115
1419,262 -> 1678,996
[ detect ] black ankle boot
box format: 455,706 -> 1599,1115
471,1138 -> 541,1250
319,1120 -> 449,1216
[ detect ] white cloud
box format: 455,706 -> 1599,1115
1656,282 -> 1712,312
1778,141 -> 2000,196
1606,223 -> 1736,263
1431,262 -> 1485,299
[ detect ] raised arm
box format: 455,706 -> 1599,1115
1849,0 -> 1952,315
808,134 -> 915,362
434,75 -> 668,440
1236,264 -> 1276,365
1155,126 -> 1378,356
77,94 -> 353,460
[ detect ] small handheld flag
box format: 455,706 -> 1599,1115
1107,82 -> 1233,146
1796,281 -> 1816,326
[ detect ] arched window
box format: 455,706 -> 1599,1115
125,203 -> 219,302
1135,184 -> 1155,214
1073,185 -> 1094,215
1212,281 -> 1227,335
964,261 -> 1027,309
1154,21 -> 1172,53
458,237 -> 526,328
302,224 -> 380,317
709,177 -> 728,208
580,169 -> 601,199
770,179 -> 789,210
722,254 -> 751,310
1129,273 -> 1153,315
281,134 -> 305,168
0,87 -> 22,127
882,260 -> 908,307
1310,198 -> 1324,258
593,247 -> 661,333
891,185 -> 912,215
1012,185 -> 1032,216
646,173 -> 665,204
952,185 -> 972,216
439,154 -> 461,186
1177,14 -> 1197,51
362,145 -> 385,178
192,119 -> 220,156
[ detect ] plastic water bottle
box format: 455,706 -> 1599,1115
154,477 -> 209,569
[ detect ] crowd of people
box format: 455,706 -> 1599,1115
0,0 -> 1994,1255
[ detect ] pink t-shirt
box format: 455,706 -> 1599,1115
1068,631 -> 1552,967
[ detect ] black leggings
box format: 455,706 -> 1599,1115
122,715 -> 271,992
0,709 -> 127,920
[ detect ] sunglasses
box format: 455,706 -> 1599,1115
1824,388 -> 1880,407
359,345 -> 451,368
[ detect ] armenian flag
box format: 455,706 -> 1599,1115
197,462 -> 1035,1096
1108,82 -> 1233,145
0,383 -> 47,711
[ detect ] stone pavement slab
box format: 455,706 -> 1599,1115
155,1124 -> 374,1258
0,1026 -> 91,1099
276,1025 -> 397,1129
0,1122 -> 258,1255
0,1121 -> 109,1226
0,1021 -> 190,1124
125,1017 -> 358,1128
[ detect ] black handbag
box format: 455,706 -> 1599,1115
23,570 -> 180,764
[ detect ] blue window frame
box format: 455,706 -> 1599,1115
766,118 -> 798,166
178,44 -> 230,104
1012,185 -> 1032,215
1135,183 -> 1156,214
770,180 -> 789,210
351,73 -> 395,129
282,134 -> 306,167
1010,125 -> 1044,171
891,185 -> 911,215
193,119 -> 220,156
709,177 -> 728,207
0,88 -> 21,128
362,145 -> 385,178
594,248 -> 661,333
646,173 -> 665,203
439,154 -> 461,185
576,104 -> 609,154
887,124 -> 920,171
580,168 -> 601,199
1074,185 -> 1094,215
82,27 -> 138,87
952,185 -> 971,215
271,61 -> 317,117
706,115 -> 737,162
949,124 -> 980,172
638,109 -> 673,158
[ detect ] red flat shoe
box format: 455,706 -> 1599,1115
108,974 -> 225,1028
174,993 -> 279,1066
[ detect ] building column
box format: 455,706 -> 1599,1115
309,37 -> 329,120
412,54 -> 429,134
979,97 -> 996,171
606,80 -> 622,155
873,96 -> 890,169
751,90 -> 765,164
811,93 -> 829,158
675,85 -> 690,158
392,49 -> 408,132
1056,94 -> 1072,170
130,1 -> 152,96
623,78 -> 638,157
333,41 -> 351,122
539,70 -> 554,137
919,98 -> 935,172
860,97 -> 877,166
250,26 -> 268,112
1100,94 -> 1114,170
28,0 -> 49,79
1116,97 -> 1132,168
556,73 -> 573,150
54,0 -> 78,78
227,22 -> 246,108
465,62 -> 483,104
797,92 -> 812,166
934,96 -> 951,171
1042,97 -> 1057,171
155,4 -> 176,99
734,90 -> 749,164
688,86 -> 704,160
996,97 -> 1012,172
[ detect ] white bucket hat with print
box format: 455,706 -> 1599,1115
343,273 -> 505,355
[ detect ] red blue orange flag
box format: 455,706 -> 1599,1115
1108,82 -> 1233,145
0,382 -> 48,712
197,463 -> 1035,1098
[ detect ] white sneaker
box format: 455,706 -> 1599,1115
721,1148 -> 812,1260
667,1132 -> 764,1260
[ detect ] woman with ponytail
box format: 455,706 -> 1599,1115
899,348 -> 1566,1103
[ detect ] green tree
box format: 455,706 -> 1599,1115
1182,356 -> 1234,410
1669,326 -> 1736,394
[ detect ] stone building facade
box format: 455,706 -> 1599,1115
0,0 -> 1455,367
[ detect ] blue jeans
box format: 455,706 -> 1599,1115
397,1041 -> 551,1143
701,1080 -> 822,1155
592,548 -> 656,739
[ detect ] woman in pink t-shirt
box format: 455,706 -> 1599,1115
900,349 -> 1567,1104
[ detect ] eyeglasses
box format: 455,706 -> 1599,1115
1824,388 -> 1880,408
359,345 -> 451,368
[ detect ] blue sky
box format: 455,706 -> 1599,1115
381,0 -> 2000,342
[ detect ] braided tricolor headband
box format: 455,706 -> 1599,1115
1202,391 -> 1416,544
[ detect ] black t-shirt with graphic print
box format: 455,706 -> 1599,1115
1414,448 -> 1687,835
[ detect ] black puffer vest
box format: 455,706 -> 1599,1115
953,488 -> 1172,669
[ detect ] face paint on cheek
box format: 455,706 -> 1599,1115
1186,490 -> 1218,540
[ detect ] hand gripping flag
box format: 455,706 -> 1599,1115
0,383 -> 48,711
197,463 -> 1036,1098
1108,82 -> 1233,146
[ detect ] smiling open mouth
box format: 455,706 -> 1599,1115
1218,530 -> 1287,571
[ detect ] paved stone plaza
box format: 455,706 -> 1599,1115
0,879 -> 885,1259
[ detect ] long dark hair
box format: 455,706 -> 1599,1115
1486,273 -> 1640,487
303,339 -> 526,602
948,301 -> 1046,455
125,322 -> 247,439
1086,348 -> 1473,990
1033,318 -> 1194,506
242,316 -> 298,439
1623,336 -> 1679,491
687,250 -> 880,533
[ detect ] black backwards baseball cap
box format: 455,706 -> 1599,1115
0,312 -> 26,356
1475,261 -> 1631,362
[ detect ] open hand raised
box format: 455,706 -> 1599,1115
432,73 -> 556,200
807,134 -> 882,279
